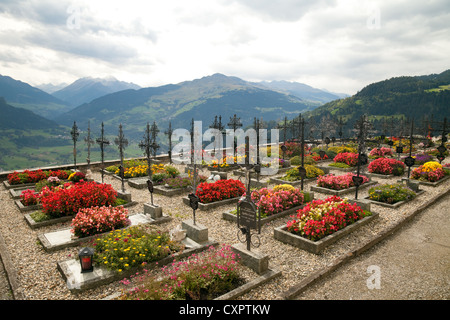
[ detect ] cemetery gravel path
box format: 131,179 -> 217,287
293,193 -> 450,300
0,164 -> 449,301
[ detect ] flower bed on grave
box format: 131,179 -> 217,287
196,179 -> 246,204
15,173 -> 88,212
71,206 -> 131,238
311,173 -> 377,196
5,169 -> 73,188
328,152 -> 359,170
224,184 -> 313,223
274,196 -> 376,254
272,165 -> 325,186
27,181 -> 125,224
87,225 -> 185,274
153,175 -> 208,196
410,161 -> 450,185
368,157 -> 406,177
366,183 -> 418,207
368,147 -> 394,159
402,153 -> 434,166
116,244 -> 244,300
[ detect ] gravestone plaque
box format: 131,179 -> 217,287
404,156 -> 415,167
297,166 -> 307,179
352,175 -> 364,187
396,146 -> 403,154
237,199 -> 259,230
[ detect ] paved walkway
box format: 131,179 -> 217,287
295,193 -> 450,300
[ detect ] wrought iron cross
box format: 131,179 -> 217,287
96,122 -> 110,183
114,124 -> 128,193
84,121 -> 95,170
164,121 -> 173,163
210,115 -> 225,156
70,121 -> 80,169
227,114 -> 242,157
352,115 -> 373,199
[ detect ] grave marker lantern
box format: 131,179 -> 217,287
79,247 -> 94,273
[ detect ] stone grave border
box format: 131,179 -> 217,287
9,186 -> 36,199
57,239 -> 219,292
182,196 -> 241,211
322,164 -> 368,172
310,180 -> 378,196
222,191 -> 314,226
364,189 -> 426,209
269,176 -> 317,187
14,199 -> 41,212
37,213 -> 171,253
366,172 -> 404,179
23,200 -> 138,230
412,174 -> 450,187
273,199 -> 377,254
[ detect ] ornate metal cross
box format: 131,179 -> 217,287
352,115 -> 373,199
164,121 -> 173,163
114,124 -> 128,193
227,114 -> 242,157
96,122 -> 110,183
210,115 -> 225,156
70,121 -> 80,169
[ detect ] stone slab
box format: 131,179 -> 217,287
181,219 -> 209,243
232,243 -> 269,275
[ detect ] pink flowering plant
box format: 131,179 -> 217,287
317,173 -> 369,190
70,205 -> 131,238
369,147 -> 393,158
286,196 -> 371,241
248,186 -> 306,218
117,245 -> 242,300
368,157 -> 405,176
411,161 -> 449,182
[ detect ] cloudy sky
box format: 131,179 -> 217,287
0,0 -> 449,95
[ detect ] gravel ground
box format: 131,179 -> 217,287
0,161 -> 449,300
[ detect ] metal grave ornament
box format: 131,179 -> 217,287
70,121 -> 80,169
84,121 -> 95,170
96,122 -> 110,183
237,197 -> 261,251
114,124 -> 128,193
146,179 -> 155,206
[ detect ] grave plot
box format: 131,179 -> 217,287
410,161 -> 450,187
269,165 -> 328,187
21,180 -> 137,229
273,196 -> 378,254
182,179 -> 246,211
310,172 -> 378,196
223,185 -> 314,225
57,224 -> 218,292
38,207 -> 169,253
366,157 -> 406,179
12,172 -> 97,213
364,180 -> 424,208
3,168 -> 74,189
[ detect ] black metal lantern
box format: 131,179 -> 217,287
79,247 -> 94,273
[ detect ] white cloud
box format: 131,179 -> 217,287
0,0 -> 449,95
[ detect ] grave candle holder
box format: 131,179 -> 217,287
79,247 -> 94,273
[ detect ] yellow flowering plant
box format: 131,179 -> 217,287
89,225 -> 184,273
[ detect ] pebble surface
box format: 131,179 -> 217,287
0,161 -> 449,300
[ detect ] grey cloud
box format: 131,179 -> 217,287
231,0 -> 337,21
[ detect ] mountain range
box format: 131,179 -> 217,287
1,69 -> 449,171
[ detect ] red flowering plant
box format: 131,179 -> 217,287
368,158 -> 405,176
7,169 -> 71,185
20,189 -> 41,206
308,152 -> 329,161
317,173 -> 369,190
40,181 -> 117,218
331,152 -> 359,167
286,196 -> 371,241
70,205 -> 131,238
195,179 -> 245,204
